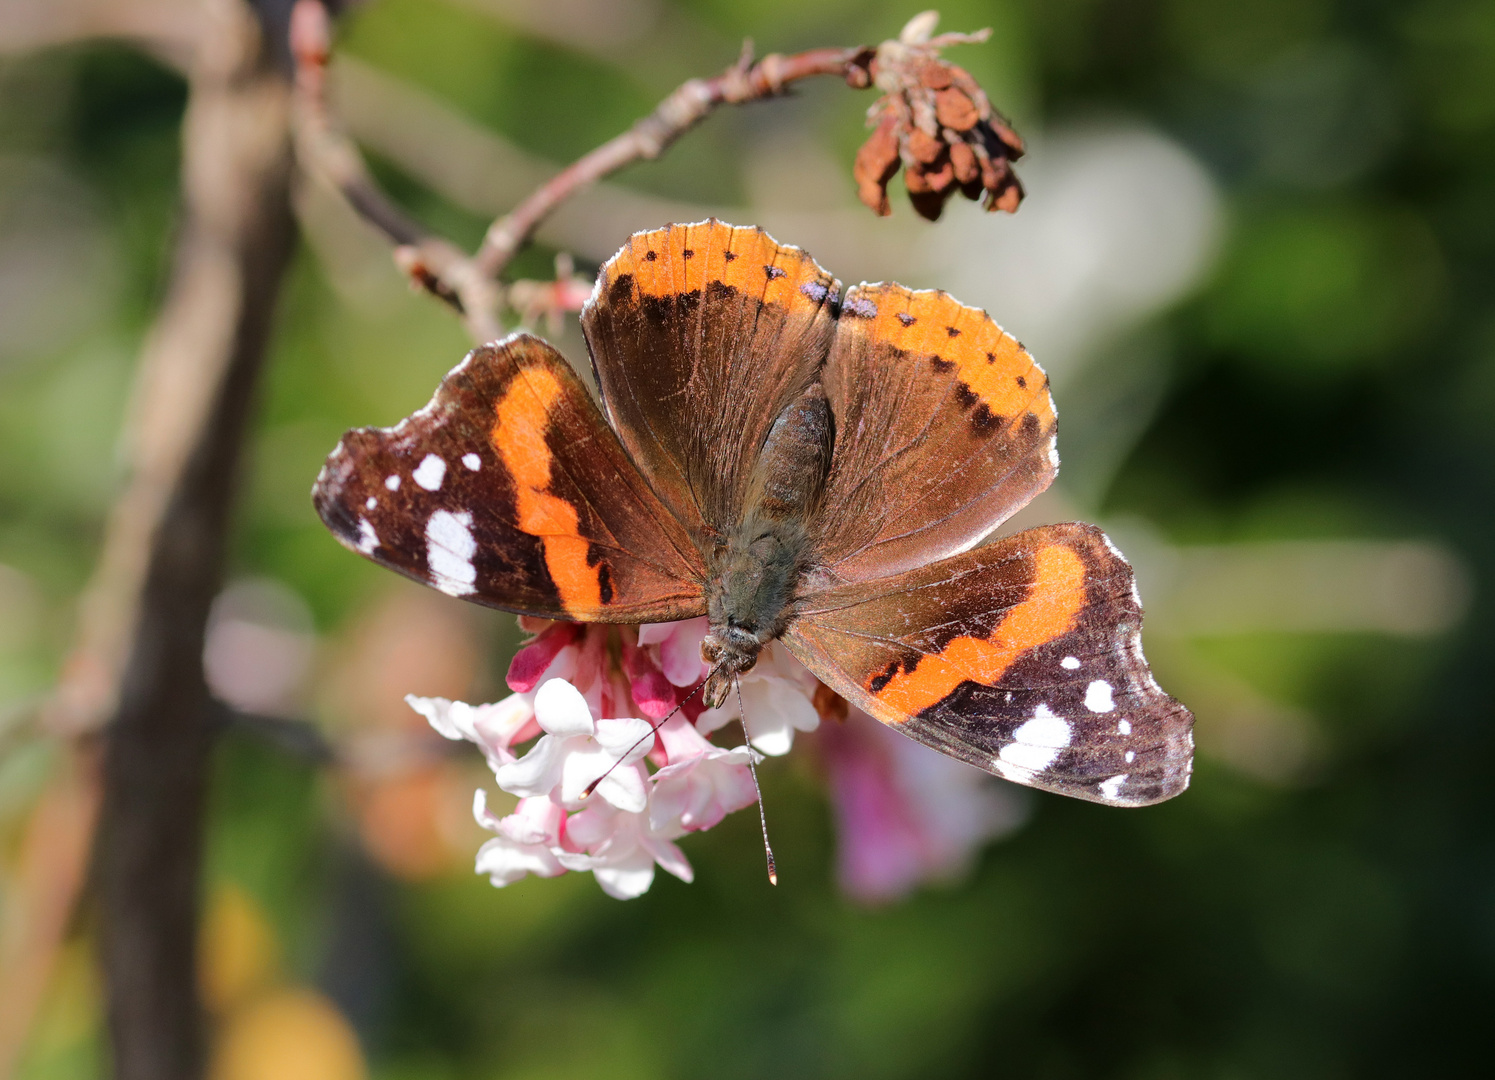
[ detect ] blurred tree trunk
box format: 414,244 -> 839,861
93,2 -> 295,1078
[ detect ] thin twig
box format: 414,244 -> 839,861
472,42 -> 867,279
290,0 -> 870,341
290,0 -> 502,341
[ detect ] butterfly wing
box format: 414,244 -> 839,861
581,220 -> 842,538
313,334 -> 707,622
785,523 -> 1193,806
810,284 -> 1058,584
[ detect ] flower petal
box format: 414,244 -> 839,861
563,801 -> 620,851
472,787 -> 502,830
498,795 -> 565,846
533,679 -> 596,737
405,695 -> 482,742
475,836 -> 564,886
594,763 -> 649,815
744,712 -> 795,756
558,743 -> 615,806
494,734 -> 569,798
470,694 -> 540,750
655,617 -> 709,686
642,835 -> 694,883
593,716 -> 654,763
589,848 -> 657,899
506,622 -> 582,691
635,622 -> 673,647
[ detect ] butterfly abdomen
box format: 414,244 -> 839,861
701,382 -> 834,704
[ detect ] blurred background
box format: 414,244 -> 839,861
0,0 -> 1491,1076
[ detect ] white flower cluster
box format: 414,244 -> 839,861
408,618 -> 801,899
410,616 -> 1023,902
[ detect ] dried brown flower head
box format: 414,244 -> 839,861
852,11 -> 1025,221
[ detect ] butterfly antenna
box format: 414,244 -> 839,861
580,668 -> 715,799
737,674 -> 777,886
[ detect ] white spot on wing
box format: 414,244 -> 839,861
1061,656 -> 1081,670
999,704 -> 1072,773
1085,679 -> 1115,713
365,496 -> 377,510
991,759 -> 1026,783
462,452 -> 481,471
1099,774 -> 1129,801
426,509 -> 477,596
413,454 -> 447,491
384,474 -> 400,491
1118,719 -> 1132,735
1125,750 -> 1135,763
356,517 -> 379,554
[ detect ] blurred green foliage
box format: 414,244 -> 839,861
3,0 -> 1494,1076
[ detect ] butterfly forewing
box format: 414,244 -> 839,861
785,523 -> 1193,806
811,284 -> 1058,583
313,334 -> 707,622
582,220 -> 842,539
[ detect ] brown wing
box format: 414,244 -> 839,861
784,523 -> 1193,806
581,220 -> 842,539
810,283 -> 1058,584
313,334 -> 707,622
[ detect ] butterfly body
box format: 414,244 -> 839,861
314,220 -> 1194,807
701,380 -> 834,706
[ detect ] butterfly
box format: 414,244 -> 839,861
313,221 -> 1193,807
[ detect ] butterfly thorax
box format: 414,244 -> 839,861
701,383 -> 834,707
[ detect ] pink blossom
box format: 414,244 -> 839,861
410,615 -> 1030,901
556,799 -> 694,899
695,642 -> 820,755
405,693 -> 538,769
505,621 -> 582,691
650,716 -> 760,832
637,617 -> 710,687
817,708 -> 1030,904
494,679 -> 654,812
471,789 -> 565,886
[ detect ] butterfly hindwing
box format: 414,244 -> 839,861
581,220 -> 842,539
785,523 -> 1193,806
811,284 -> 1058,583
313,334 -> 707,622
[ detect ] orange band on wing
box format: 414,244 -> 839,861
851,285 -> 1054,426
872,544 -> 1086,718
603,222 -> 834,310
491,368 -> 603,615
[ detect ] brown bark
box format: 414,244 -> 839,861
88,3 -> 296,1078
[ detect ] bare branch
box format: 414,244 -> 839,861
53,0 -> 296,1076
290,0 -> 502,341
472,42 -> 868,278
0,0 -> 202,71
290,0 -> 871,340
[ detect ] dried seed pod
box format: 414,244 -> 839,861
907,126 -> 944,165
918,60 -> 953,90
949,139 -> 980,185
848,11 -> 1025,220
853,113 -> 902,216
934,87 -> 980,131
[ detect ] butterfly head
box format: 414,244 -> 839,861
700,624 -> 763,709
